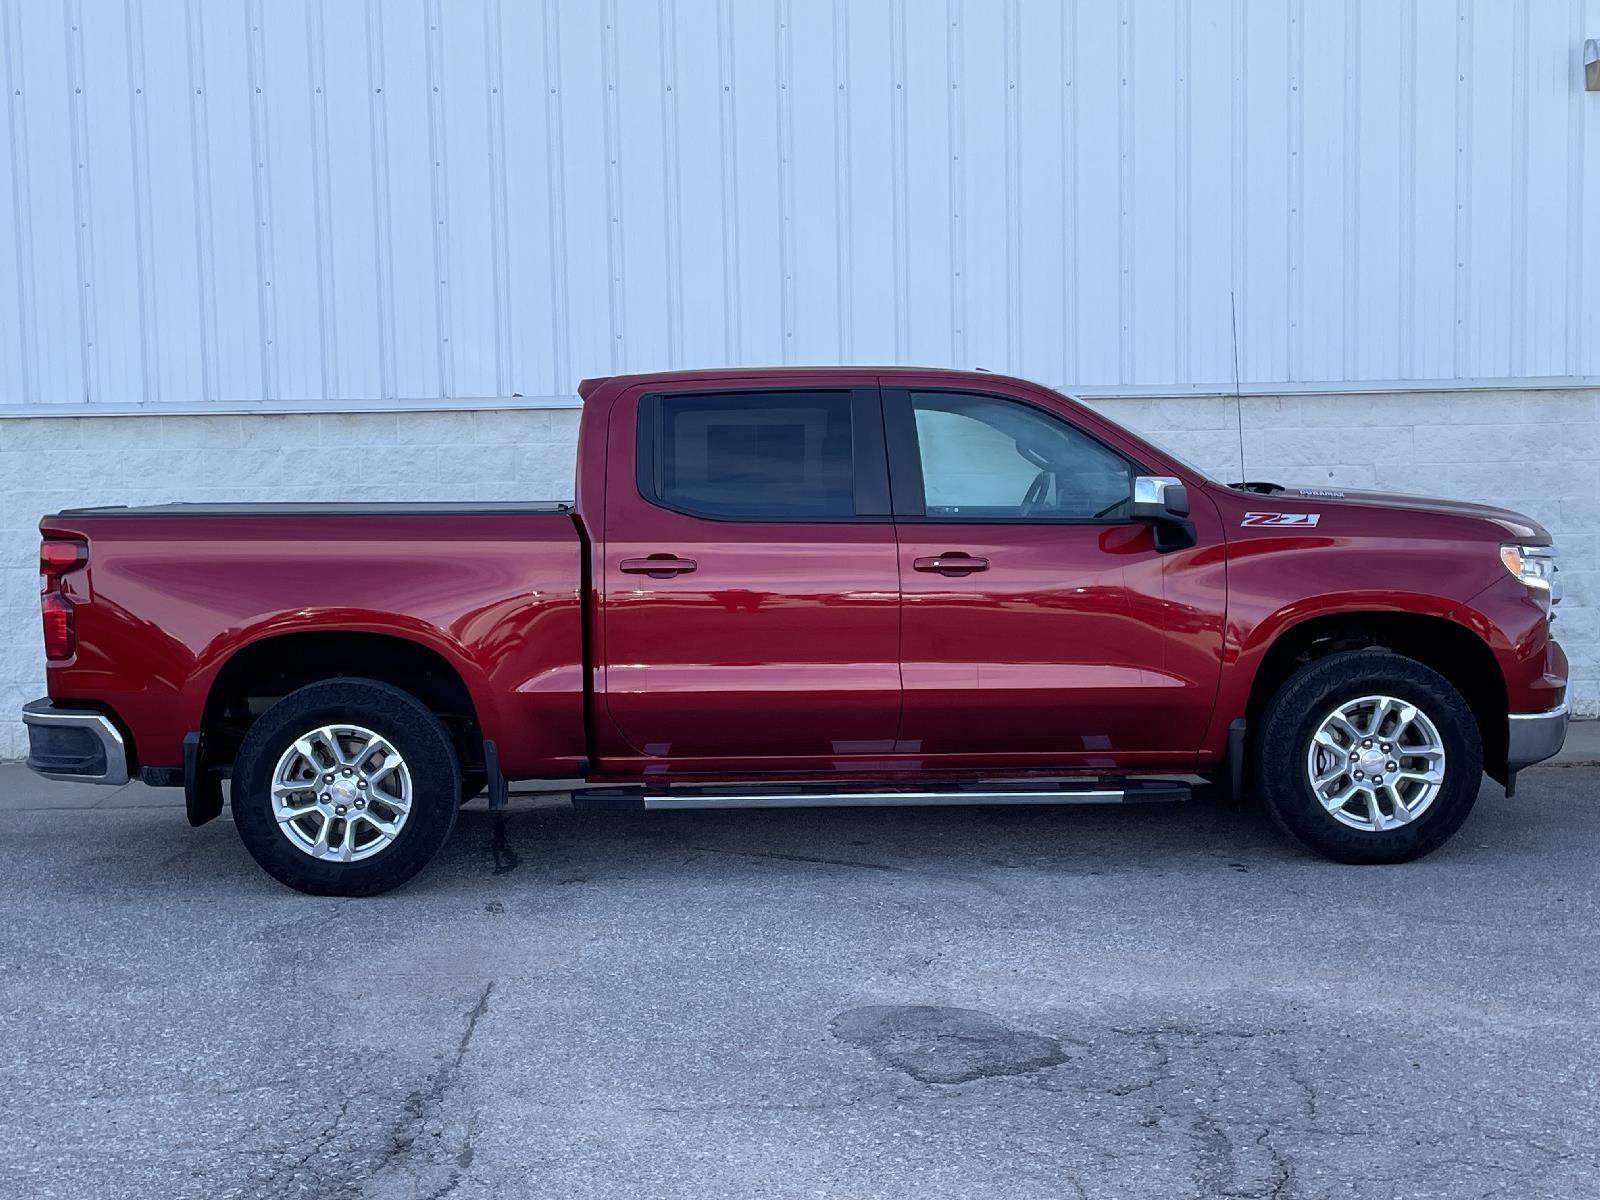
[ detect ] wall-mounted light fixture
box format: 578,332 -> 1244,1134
1587,39 -> 1600,91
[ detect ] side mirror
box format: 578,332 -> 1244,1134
1131,475 -> 1190,520
1130,475 -> 1196,552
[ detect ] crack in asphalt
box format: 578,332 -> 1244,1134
361,980 -> 495,1200
828,1012 -> 1319,1198
252,1095 -> 353,1200
1032,1025 -> 1309,1199
1189,1117 -> 1292,1200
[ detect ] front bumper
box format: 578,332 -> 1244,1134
22,699 -> 130,785
1506,702 -> 1569,772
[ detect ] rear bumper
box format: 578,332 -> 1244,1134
22,699 -> 130,785
1506,702 -> 1569,772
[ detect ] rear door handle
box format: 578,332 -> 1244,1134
620,554 -> 698,578
912,553 -> 989,576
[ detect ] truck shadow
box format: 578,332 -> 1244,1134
441,796 -> 1321,891
429,773 -> 1547,894
53,777 -> 1535,897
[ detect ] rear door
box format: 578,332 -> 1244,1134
886,385 -> 1222,765
598,381 -> 902,766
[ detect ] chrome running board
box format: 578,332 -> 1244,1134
571,778 -> 1192,811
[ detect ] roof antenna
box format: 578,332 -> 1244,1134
1230,289 -> 1247,486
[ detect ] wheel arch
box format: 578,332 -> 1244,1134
1242,610 -> 1507,776
198,628 -> 490,776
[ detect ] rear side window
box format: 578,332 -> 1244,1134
639,391 -> 861,519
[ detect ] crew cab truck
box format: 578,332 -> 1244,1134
24,367 -> 1569,895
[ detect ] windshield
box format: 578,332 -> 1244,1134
1046,385 -> 1221,482
1119,425 -> 1216,482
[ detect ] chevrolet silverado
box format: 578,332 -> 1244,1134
24,368 -> 1568,893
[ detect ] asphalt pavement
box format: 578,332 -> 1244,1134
1,760 -> 1597,1199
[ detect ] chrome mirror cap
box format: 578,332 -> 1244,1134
1132,475 -> 1190,520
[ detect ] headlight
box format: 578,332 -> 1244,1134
1500,544 -> 1558,608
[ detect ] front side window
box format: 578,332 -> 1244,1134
646,391 -> 857,519
910,391 -> 1135,520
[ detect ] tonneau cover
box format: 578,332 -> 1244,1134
52,501 -> 572,517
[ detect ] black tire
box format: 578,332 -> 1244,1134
1252,649 -> 1482,864
232,678 -> 461,896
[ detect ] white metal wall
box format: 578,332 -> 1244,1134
2,0 -> 1599,416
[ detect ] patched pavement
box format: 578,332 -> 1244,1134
1,765 -> 1597,1198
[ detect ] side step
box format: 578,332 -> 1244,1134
570,778 -> 1192,811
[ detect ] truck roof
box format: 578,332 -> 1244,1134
577,365 -> 1032,400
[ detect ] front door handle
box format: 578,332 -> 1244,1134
620,554 -> 698,578
913,553 -> 989,576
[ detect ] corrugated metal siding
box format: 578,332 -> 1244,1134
1,0 -> 1598,414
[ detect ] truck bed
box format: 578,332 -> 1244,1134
40,505 -> 587,780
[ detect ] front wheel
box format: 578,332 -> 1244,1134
1253,649 -> 1483,864
232,678 -> 461,895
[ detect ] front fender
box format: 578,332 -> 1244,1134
1203,590 -> 1471,761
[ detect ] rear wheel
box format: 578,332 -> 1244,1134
232,678 -> 460,895
1253,649 -> 1482,864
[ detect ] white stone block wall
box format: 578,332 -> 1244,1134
1,389 -> 1592,760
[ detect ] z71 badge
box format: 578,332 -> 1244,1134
1242,511 -> 1321,527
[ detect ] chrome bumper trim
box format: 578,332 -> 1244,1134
1506,702 -> 1569,772
22,699 -> 130,785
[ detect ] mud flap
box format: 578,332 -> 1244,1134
184,731 -> 225,827
483,739 -> 509,811
1223,718 -> 1247,804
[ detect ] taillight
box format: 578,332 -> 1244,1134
42,594 -> 75,660
41,540 -> 87,575
40,538 -> 88,662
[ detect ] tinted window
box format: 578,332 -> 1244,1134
648,391 -> 857,518
911,392 -> 1134,520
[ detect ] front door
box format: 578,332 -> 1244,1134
886,386 -> 1222,766
599,381 -> 902,767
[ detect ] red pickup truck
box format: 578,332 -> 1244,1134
25,368 -> 1568,894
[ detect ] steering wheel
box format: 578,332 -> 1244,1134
1019,470 -> 1051,517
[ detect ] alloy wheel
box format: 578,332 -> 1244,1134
1305,694 -> 1447,832
270,724 -> 413,862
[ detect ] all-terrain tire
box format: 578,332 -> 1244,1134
1252,649 -> 1482,864
232,678 -> 461,895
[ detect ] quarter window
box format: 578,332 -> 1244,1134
910,392 -> 1135,520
